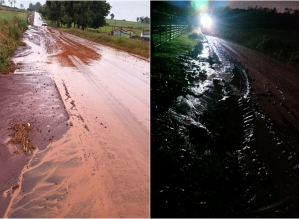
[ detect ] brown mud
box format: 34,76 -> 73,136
1,12 -> 149,218
0,74 -> 69,216
152,35 -> 299,217
206,36 -> 299,216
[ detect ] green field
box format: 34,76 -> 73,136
0,8 -> 27,20
105,19 -> 149,28
56,19 -> 149,36
98,19 -> 149,36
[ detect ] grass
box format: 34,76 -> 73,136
0,9 -> 28,73
105,19 -> 149,28
58,27 -> 149,59
213,25 -> 299,65
151,31 -> 203,115
0,9 -> 27,20
153,31 -> 201,59
55,19 -> 149,37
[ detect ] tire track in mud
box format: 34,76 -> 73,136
68,55 -> 149,147
152,35 -> 298,217
207,35 -> 299,216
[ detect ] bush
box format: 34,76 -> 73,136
188,31 -> 201,39
9,25 -> 20,39
0,15 -> 28,73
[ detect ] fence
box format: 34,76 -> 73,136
87,26 -> 150,40
152,24 -> 187,48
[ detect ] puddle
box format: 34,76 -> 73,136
151,36 -> 295,217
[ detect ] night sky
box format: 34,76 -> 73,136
227,1 -> 299,12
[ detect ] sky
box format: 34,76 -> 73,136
2,0 -> 150,22
228,1 -> 299,12
3,1 -> 299,19
106,1 -> 150,21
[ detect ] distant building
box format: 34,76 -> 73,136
111,28 -> 134,38
141,30 -> 150,39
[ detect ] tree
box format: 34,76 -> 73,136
90,1 -> 111,28
0,0 -> 4,6
137,17 -> 139,22
144,16 -> 150,24
110,13 -> 114,19
20,3 -> 23,9
39,0 -> 111,30
28,2 -> 34,11
13,0 -> 16,7
35,2 -> 41,11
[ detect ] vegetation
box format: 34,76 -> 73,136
27,2 -> 42,11
58,27 -> 149,59
39,1 -> 111,30
136,16 -> 150,23
0,8 -> 27,19
105,18 -> 149,28
212,7 -> 299,64
0,9 -> 28,73
90,19 -> 149,36
152,32 -> 202,115
110,13 -> 114,19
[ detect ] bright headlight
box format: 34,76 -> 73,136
200,14 -> 212,29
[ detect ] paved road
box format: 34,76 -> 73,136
3,12 -> 149,218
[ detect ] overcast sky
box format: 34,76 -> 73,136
3,0 -> 149,22
4,1 -> 299,19
107,1 -> 150,21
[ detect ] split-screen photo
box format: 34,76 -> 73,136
1,0 -> 299,218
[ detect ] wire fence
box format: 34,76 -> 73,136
152,24 -> 187,48
86,26 -> 150,41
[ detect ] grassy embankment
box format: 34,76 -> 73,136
0,9 -> 28,73
55,19 -> 150,59
214,26 -> 299,65
151,31 -> 203,115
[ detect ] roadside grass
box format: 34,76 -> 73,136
58,27 -> 149,59
153,32 -> 201,59
0,9 -> 28,73
214,26 -> 299,65
151,32 -> 203,115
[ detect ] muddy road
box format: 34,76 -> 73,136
151,35 -> 299,217
0,12 -> 149,217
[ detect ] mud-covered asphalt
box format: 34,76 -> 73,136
1,12 -> 149,217
151,35 -> 299,217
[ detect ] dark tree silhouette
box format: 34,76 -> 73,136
39,1 -> 111,30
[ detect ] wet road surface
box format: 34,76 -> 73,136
1,12 -> 149,217
152,35 -> 299,217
